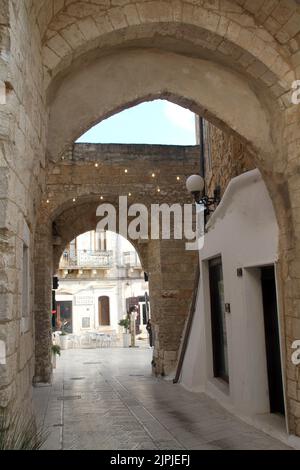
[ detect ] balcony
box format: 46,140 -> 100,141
122,251 -> 142,268
59,250 -> 113,270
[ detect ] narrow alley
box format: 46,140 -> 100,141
34,349 -> 291,451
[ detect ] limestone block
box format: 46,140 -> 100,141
0,320 -> 20,357
0,380 -> 16,407
164,350 -> 177,361
0,352 -> 17,387
60,23 -> 86,49
47,33 -> 72,58
77,17 -> 100,41
19,331 -> 34,371
290,399 -> 300,419
122,4 -> 140,26
0,292 -> 14,321
283,13 -> 300,37
66,2 -> 104,18
287,379 -> 298,400
108,7 -> 128,29
43,46 -> 61,71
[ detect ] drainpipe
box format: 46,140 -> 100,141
199,117 -> 206,179
173,116 -> 205,383
173,261 -> 200,384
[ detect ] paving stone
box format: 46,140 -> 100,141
33,348 -> 292,450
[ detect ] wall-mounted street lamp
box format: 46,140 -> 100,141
186,174 -> 221,215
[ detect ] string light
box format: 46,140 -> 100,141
100,196 -> 104,200
152,173 -> 156,178
125,169 -> 128,174
128,193 -> 132,197
46,199 -> 50,204
157,188 -> 161,193
177,176 -> 180,181
73,198 -> 76,202
95,163 -> 99,168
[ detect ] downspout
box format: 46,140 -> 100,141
173,116 -> 205,384
173,261 -> 200,383
199,117 -> 205,179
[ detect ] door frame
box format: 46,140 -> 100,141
98,296 -> 111,327
208,256 -> 229,384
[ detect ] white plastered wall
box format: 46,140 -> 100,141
181,169 -> 283,421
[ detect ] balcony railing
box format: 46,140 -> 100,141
60,250 -> 113,269
122,251 -> 142,268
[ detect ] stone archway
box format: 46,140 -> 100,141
38,35 -> 299,429
34,143 -> 200,382
1,0 -> 298,437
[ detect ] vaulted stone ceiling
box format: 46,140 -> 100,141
31,0 -> 300,47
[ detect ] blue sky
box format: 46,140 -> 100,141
77,99 -> 196,145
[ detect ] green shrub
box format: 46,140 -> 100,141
51,344 -> 61,356
118,318 -> 130,332
0,409 -> 48,450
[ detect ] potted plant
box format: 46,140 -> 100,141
118,318 -> 130,348
59,331 -> 68,350
51,344 -> 61,369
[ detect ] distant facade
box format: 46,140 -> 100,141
55,230 -> 149,336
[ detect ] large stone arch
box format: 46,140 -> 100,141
37,0 -> 296,97
51,201 -> 149,274
29,0 -> 300,437
34,143 -> 200,381
47,49 -> 277,161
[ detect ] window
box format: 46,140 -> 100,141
22,243 -> 29,318
203,120 -> 212,172
0,340 -> 6,365
82,317 -> 91,329
97,230 -> 107,251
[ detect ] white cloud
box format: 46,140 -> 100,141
163,101 -> 196,133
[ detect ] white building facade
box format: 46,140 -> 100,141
180,170 -> 289,436
55,230 -> 149,336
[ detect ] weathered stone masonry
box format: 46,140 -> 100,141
35,143 -> 200,379
1,0 -> 300,438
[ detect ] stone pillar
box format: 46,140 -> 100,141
279,104 -> 300,437
148,239 -> 198,376
33,222 -> 53,383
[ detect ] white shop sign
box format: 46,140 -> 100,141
75,296 -> 94,306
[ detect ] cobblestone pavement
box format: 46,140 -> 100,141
33,348 -> 291,450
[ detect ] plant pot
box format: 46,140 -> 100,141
122,333 -> 130,348
60,335 -> 68,350
52,352 -> 57,369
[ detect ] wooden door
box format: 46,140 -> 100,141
98,296 -> 110,326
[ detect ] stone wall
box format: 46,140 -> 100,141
195,117 -> 254,198
34,143 -> 200,378
0,0 -> 300,439
203,121 -> 255,198
0,1 -> 46,421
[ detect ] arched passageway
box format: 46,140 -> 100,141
1,0 -> 300,444
34,143 -> 200,382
